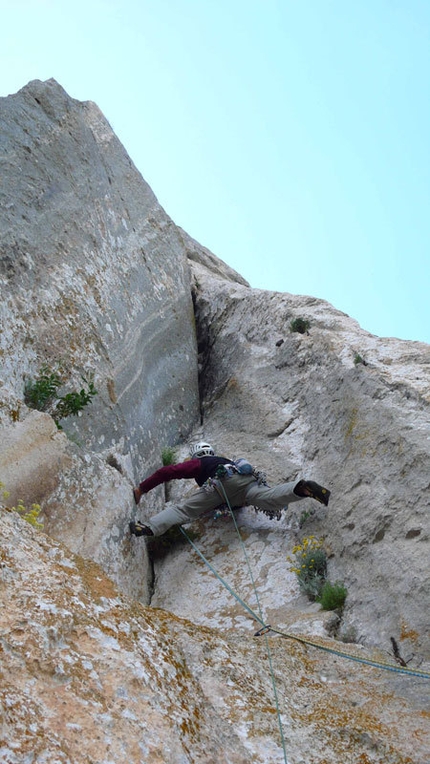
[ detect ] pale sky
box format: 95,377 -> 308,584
2,0 -> 430,344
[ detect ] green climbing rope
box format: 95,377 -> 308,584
215,480 -> 289,764
179,525 -> 430,681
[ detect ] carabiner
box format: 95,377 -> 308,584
254,624 -> 272,637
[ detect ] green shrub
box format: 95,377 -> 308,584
317,581 -> 348,611
13,498 -> 44,529
288,538 -> 348,607
298,508 -> 315,528
0,482 -> 9,503
290,317 -> 311,334
24,365 -> 61,411
161,446 -> 177,466
353,353 -> 367,366
0,482 -> 43,530
287,536 -> 327,600
53,379 -> 97,421
24,366 -> 97,426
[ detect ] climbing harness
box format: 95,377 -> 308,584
203,460 -> 284,521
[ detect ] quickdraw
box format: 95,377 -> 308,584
254,624 -> 272,637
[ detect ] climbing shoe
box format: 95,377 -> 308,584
294,479 -> 330,506
129,521 -> 154,537
133,487 -> 142,505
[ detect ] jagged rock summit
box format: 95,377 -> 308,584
1,80 -> 429,763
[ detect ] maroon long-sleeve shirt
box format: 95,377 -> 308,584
138,456 -> 232,493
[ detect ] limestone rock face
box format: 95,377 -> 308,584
0,410 -> 71,507
1,511 -> 429,764
148,259 -> 430,666
0,78 -> 203,599
1,80 -> 430,762
0,78 -> 199,472
151,260 -> 430,660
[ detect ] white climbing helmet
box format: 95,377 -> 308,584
190,442 -> 214,458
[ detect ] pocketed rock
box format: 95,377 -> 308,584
1,510 -> 429,764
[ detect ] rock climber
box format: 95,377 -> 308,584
129,442 -> 330,538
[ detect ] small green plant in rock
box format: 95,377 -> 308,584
298,507 -> 315,528
354,353 -> 367,366
0,482 -> 43,530
24,365 -> 61,411
290,317 -> 311,334
161,446 -> 177,466
287,536 -> 327,600
0,482 -> 9,503
317,581 -> 348,611
13,498 -> 44,529
24,366 -> 97,426
53,377 -> 97,421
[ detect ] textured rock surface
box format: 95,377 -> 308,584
1,80 -> 430,762
0,78 -> 199,471
1,510 -> 429,764
150,260 -> 430,659
0,410 -> 71,507
0,412 -> 151,603
0,78 -> 204,599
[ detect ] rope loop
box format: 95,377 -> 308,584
179,526 -> 430,680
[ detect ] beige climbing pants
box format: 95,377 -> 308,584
146,474 -> 304,536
